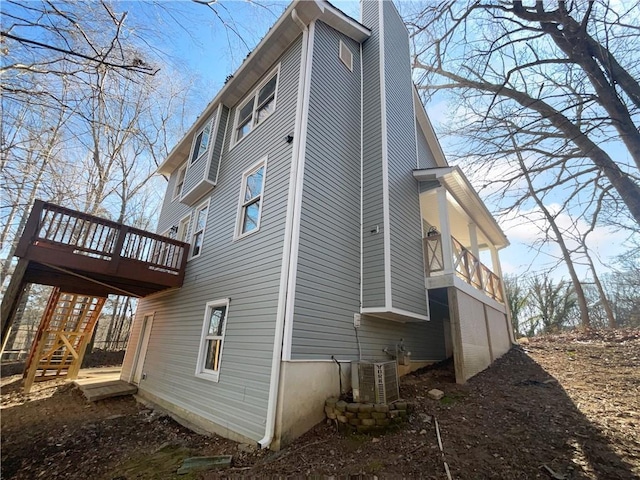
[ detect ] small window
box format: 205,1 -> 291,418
173,164 -> 187,200
178,214 -> 191,243
339,40 -> 353,71
190,201 -> 209,259
190,118 -> 214,165
235,159 -> 266,238
233,68 -> 279,144
195,299 -> 230,382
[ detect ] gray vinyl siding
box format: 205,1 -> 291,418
122,36 -> 302,443
419,180 -> 440,193
290,22 -> 361,359
157,168 -> 192,235
208,106 -> 229,183
383,0 -> 427,316
416,126 -> 437,169
361,0 -> 386,308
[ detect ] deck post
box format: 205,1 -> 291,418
108,224 -> 129,273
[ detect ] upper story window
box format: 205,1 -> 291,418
190,118 -> 214,165
235,158 -> 267,238
190,200 -> 209,259
233,67 -> 279,145
173,164 -> 187,200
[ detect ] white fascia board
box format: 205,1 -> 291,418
157,0 -> 369,176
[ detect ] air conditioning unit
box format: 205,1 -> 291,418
351,360 -> 399,404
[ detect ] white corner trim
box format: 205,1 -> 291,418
263,15 -> 311,450
378,0 -> 392,310
282,20 -> 316,361
359,40 -> 364,309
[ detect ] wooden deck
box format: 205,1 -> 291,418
2,200 -> 189,346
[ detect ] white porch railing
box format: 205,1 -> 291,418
423,234 -> 504,303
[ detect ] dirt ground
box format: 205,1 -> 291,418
2,330 -> 639,479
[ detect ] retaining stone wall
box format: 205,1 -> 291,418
324,397 -> 411,434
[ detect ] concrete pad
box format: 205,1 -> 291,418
75,378 -> 137,402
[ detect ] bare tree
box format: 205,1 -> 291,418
407,0 -> 640,226
528,274 -> 577,333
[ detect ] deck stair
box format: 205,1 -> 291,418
23,288 -> 106,393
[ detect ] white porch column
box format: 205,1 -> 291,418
489,246 -> 503,278
437,187 -> 453,273
490,246 -> 516,343
468,222 -> 480,259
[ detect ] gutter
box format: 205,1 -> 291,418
257,7 -> 309,450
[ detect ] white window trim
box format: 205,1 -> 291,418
177,212 -> 192,243
195,298 -> 230,382
231,64 -> 281,150
189,199 -> 210,260
339,40 -> 353,72
188,116 -> 215,166
173,163 -> 187,201
234,156 -> 268,240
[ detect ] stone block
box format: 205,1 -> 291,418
376,418 -> 391,426
335,400 -> 347,412
337,415 -> 348,423
361,418 -> 376,426
325,397 -> 338,407
428,389 -> 445,400
348,418 -> 361,426
358,412 -> 372,419
325,406 -> 334,415
347,403 -> 360,413
345,411 -> 356,419
371,412 -> 387,420
327,412 -> 337,420
359,403 -> 374,413
374,404 -> 389,413
394,402 -> 408,411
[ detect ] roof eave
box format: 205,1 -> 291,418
157,0 -> 370,176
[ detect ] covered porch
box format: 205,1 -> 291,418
414,166 -> 509,305
414,167 -> 514,383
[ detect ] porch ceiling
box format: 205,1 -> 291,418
414,167 -> 509,249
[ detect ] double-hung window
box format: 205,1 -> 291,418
195,299 -> 229,381
190,118 -> 214,165
173,164 -> 187,200
234,68 -> 279,144
190,201 -> 209,259
236,159 -> 266,238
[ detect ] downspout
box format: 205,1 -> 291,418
258,7 -> 309,449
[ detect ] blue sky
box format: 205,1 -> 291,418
121,0 -> 629,282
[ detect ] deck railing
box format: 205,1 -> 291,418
423,233 -> 504,303
17,200 -> 189,277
